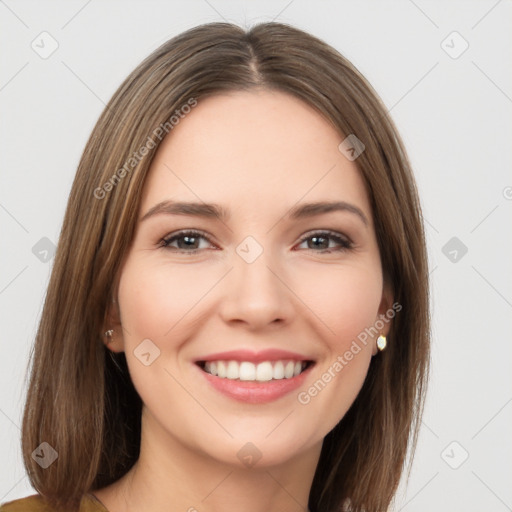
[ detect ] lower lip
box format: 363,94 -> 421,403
196,364 -> 313,404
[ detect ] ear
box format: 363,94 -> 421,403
371,283 -> 394,356
101,296 -> 125,353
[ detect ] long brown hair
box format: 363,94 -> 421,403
19,22 -> 430,512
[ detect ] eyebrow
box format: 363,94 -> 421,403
140,200 -> 368,226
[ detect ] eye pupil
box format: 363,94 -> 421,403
309,236 -> 328,249
179,235 -> 198,249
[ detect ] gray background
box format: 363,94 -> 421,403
1,1 -> 511,510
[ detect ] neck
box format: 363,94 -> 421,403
96,408 -> 320,512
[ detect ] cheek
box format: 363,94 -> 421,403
116,259 -> 225,401
116,260 -> 206,413
118,259 -> 219,341
293,265 -> 382,427
294,261 -> 383,350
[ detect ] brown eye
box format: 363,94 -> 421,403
161,230 -> 214,253
297,231 -> 352,252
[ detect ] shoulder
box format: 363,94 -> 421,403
0,495 -> 52,512
0,493 -> 108,512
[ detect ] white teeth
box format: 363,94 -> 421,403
273,361 -> 284,379
217,361 -> 226,378
284,361 -> 295,379
226,361 -> 238,379
239,362 -> 256,381
202,360 -> 307,381
256,361 -> 273,381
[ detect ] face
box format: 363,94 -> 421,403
109,90 -> 392,468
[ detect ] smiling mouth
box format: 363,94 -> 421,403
197,359 -> 314,382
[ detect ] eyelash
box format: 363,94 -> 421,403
159,229 -> 353,254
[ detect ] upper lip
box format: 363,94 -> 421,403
195,349 -> 314,364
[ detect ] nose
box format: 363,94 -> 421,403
218,249 -> 294,331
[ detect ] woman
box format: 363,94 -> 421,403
1,21 -> 430,512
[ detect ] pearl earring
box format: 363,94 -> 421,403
376,334 -> 387,351
104,329 -> 114,344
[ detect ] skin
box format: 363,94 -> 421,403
94,90 -> 392,512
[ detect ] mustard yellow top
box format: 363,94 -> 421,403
0,493 -> 108,512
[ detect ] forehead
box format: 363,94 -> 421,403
140,90 -> 371,220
